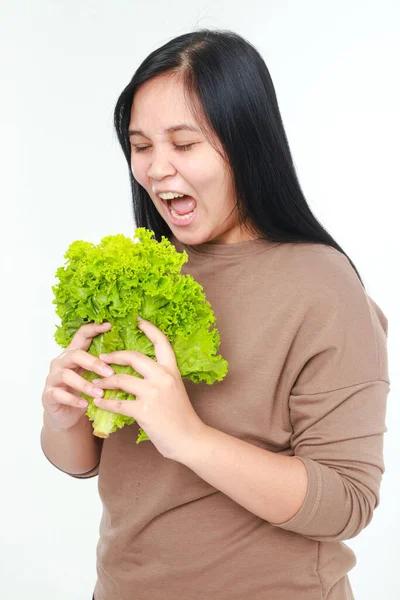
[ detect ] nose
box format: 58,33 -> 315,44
147,147 -> 177,180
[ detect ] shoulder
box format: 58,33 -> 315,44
282,242 -> 384,326
285,242 -> 359,287
253,240 -> 374,324
274,242 -> 368,312
279,242 -> 389,385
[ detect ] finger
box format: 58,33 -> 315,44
47,369 -> 105,399
93,396 -> 138,418
43,386 -> 89,410
136,317 -> 177,369
52,348 -> 115,378
92,373 -> 147,397
99,350 -> 160,379
67,322 -> 112,352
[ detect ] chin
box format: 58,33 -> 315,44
173,229 -> 213,246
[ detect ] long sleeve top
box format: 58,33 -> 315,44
48,235 -> 390,600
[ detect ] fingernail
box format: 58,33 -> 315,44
92,387 -> 104,397
136,315 -> 144,322
103,366 -> 114,376
79,399 -> 88,408
92,378 -> 101,385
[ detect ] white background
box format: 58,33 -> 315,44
1,1 -> 399,598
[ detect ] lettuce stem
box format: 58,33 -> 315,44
91,389 -> 134,438
93,407 -> 118,438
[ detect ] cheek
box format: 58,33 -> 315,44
193,151 -> 230,188
198,165 -> 232,202
190,161 -> 223,191
130,155 -> 149,187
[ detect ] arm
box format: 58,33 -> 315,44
179,426 -> 309,525
177,263 -> 390,542
177,378 -> 389,541
41,410 -> 103,478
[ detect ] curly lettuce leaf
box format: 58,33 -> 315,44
52,228 -> 228,442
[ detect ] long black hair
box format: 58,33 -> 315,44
114,29 -> 365,288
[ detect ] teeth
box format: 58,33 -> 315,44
170,206 -> 194,220
159,192 -> 185,200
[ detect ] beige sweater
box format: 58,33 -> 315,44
50,235 -> 390,600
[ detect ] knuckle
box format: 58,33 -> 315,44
45,372 -> 55,387
44,386 -> 57,403
68,348 -> 82,365
114,374 -> 128,388
50,353 -> 64,370
85,382 -> 95,395
42,386 -> 52,403
71,348 -> 82,360
107,373 -> 119,385
161,372 -> 175,389
60,369 -> 70,384
95,359 -> 106,371
52,387 -> 64,402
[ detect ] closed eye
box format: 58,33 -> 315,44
132,143 -> 195,153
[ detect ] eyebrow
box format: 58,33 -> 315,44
128,124 -> 201,137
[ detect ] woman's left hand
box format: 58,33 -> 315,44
92,317 -> 208,462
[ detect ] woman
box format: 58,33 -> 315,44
41,30 -> 390,600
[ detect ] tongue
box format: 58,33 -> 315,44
170,196 -> 196,215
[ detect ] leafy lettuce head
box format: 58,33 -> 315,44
52,228 -> 228,442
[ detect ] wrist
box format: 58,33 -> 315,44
43,410 -> 86,434
173,421 -> 216,467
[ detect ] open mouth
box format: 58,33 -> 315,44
162,197 -> 197,226
168,198 -> 195,219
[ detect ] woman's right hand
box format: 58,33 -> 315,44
42,322 -> 115,431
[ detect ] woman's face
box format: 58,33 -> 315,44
128,73 -> 255,245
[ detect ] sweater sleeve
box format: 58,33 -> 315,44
40,429 -> 102,479
43,453 -> 100,479
270,253 -> 390,542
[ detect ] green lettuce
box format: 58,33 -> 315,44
52,228 -> 228,442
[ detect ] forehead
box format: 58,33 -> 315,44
129,75 -> 194,127
128,73 -> 224,155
